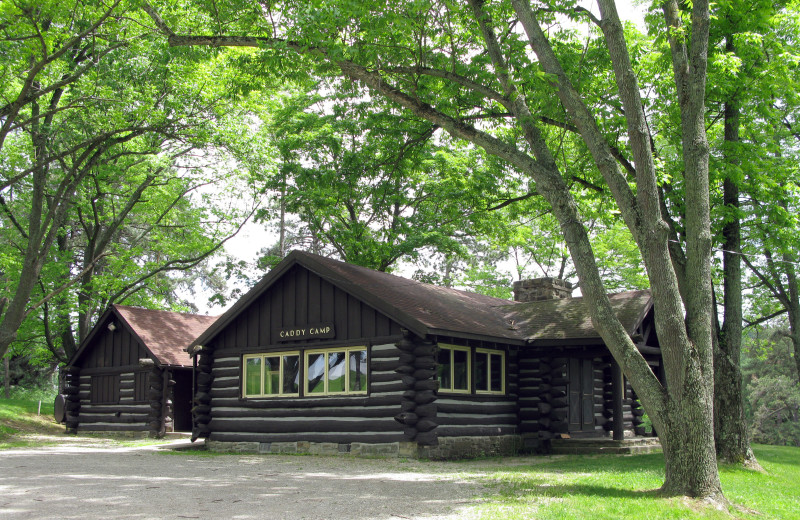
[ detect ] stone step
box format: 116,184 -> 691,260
548,437 -> 662,455
549,444 -> 662,455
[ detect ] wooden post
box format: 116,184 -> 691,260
160,369 -> 170,436
612,361 -> 624,441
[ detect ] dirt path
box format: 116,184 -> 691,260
0,439 -> 491,520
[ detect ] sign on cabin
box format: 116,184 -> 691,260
277,323 -> 335,341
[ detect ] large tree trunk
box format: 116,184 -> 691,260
0,101 -> 57,359
660,363 -> 722,495
786,272 -> 800,385
714,35 -> 757,465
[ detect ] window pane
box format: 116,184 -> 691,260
453,349 -> 469,391
349,350 -> 367,392
245,357 -> 262,396
490,354 -> 503,392
307,353 -> 326,394
283,355 -> 300,394
327,351 -> 347,393
475,352 -> 488,392
264,356 -> 280,394
437,348 -> 452,391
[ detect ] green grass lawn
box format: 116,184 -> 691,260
0,395 -> 172,449
0,395 -> 64,448
468,445 -> 800,520
719,445 -> 800,519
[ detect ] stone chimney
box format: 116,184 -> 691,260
513,277 -> 573,302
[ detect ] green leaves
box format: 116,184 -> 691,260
0,0 -> 268,362
256,84 -> 508,272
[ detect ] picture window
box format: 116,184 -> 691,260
242,347 -> 367,398
305,347 -> 367,396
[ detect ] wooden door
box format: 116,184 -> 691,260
568,358 -> 595,432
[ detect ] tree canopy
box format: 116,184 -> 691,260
0,0 -> 262,363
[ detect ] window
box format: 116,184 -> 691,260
475,349 -> 505,394
91,374 -> 120,404
133,372 -> 148,402
242,347 -> 368,398
305,347 -> 368,396
437,345 -> 470,393
242,352 -> 300,397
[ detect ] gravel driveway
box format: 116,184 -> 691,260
0,439 -> 489,520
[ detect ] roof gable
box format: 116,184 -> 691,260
70,306 -> 217,367
114,306 -> 218,366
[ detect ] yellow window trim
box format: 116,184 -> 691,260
303,346 -> 368,397
242,351 -> 300,398
475,348 -> 506,395
438,344 -> 472,394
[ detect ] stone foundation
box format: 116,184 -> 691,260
418,435 -> 522,460
206,435 -> 522,459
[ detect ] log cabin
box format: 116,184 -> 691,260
188,251 -> 662,458
62,305 -> 217,437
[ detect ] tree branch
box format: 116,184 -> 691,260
23,252 -> 112,319
0,195 -> 29,239
744,309 -> 788,329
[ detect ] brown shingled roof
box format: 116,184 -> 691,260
114,305 -> 218,366
305,254 -> 523,341
193,250 -> 653,348
502,290 -> 652,342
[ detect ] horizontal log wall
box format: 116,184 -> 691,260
434,397 -> 518,437
517,350 -> 544,435
432,348 -> 520,439
207,342 -> 406,444
590,357 -> 606,435
77,370 -> 153,432
626,380 -> 645,435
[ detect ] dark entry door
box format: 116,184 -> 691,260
568,358 -> 595,432
172,369 -> 193,432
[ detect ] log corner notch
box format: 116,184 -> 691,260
191,345 -> 213,442
63,365 -> 81,433
140,357 -> 165,438
394,330 -> 440,446
532,356 -> 569,443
